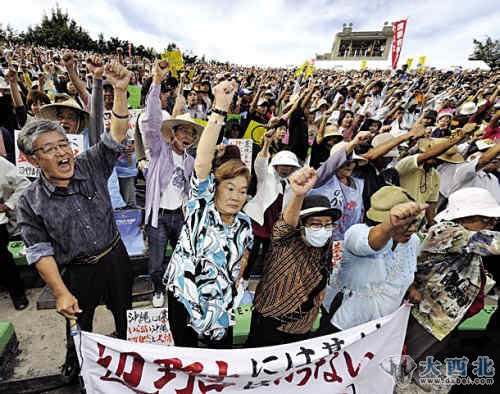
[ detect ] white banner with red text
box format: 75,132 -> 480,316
75,305 -> 410,394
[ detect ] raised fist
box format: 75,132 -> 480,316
62,52 -> 75,70
213,80 -> 237,112
152,59 -> 169,85
389,202 -> 427,229
289,166 -> 317,197
104,61 -> 131,91
86,55 -> 104,79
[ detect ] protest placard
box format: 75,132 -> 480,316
227,138 -> 253,172
243,120 -> 266,144
417,56 -> 426,73
14,131 -> 84,178
127,85 -> 142,109
126,307 -> 173,345
76,305 -> 410,393
161,49 -> 184,78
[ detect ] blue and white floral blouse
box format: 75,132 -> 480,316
164,174 -> 253,340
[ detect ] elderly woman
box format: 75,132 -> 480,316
323,187 -> 425,333
164,80 -> 254,348
406,188 -> 500,372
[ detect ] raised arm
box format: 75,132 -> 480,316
172,73 -> 186,117
284,166 -> 317,228
477,143 -> 500,171
62,52 -> 90,107
316,116 -> 328,144
86,55 -> 104,146
104,61 -> 131,144
416,123 -> 477,165
6,69 -> 24,108
368,202 -> 427,251
195,80 -> 237,179
363,124 -> 425,161
141,60 -> 168,157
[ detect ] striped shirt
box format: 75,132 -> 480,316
253,219 -> 332,334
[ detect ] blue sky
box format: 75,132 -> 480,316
3,0 -> 499,66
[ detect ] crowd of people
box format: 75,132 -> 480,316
0,42 -> 499,389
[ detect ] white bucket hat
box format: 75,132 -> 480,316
459,102 -> 478,116
435,187 -> 500,222
270,150 -> 301,168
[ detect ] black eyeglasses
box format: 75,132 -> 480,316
33,139 -> 72,156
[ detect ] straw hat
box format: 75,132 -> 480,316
417,138 -> 464,164
366,186 -> 414,223
323,124 -> 343,139
435,188 -> 500,222
371,133 -> 399,158
282,94 -> 300,112
38,99 -> 89,131
161,113 -> 204,141
311,98 -> 329,112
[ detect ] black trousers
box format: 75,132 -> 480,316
167,291 -> 233,349
243,236 -> 270,280
0,224 -> 25,297
246,310 -> 310,348
64,240 -> 133,349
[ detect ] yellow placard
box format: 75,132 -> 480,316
406,58 -> 413,70
360,60 -> 367,70
417,56 -> 426,73
161,50 -> 184,78
243,120 -> 267,144
304,62 -> 315,78
295,61 -> 308,77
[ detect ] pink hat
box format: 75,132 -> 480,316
437,109 -> 454,120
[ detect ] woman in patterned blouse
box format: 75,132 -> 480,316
163,80 -> 254,348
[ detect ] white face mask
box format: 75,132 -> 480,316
304,227 -> 331,248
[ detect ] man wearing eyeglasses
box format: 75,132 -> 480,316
246,166 -> 341,347
15,61 -> 132,383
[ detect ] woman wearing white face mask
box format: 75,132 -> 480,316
246,166 -> 341,347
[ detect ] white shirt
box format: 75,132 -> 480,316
159,151 -> 185,210
438,158 -> 500,202
0,157 -> 31,227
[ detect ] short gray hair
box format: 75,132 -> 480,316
17,119 -> 66,155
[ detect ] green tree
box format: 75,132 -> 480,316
469,36 -> 499,70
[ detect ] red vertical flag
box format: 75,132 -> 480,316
391,20 -> 407,69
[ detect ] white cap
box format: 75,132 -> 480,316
270,150 -> 301,168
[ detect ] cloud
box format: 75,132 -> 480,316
2,0 -> 499,67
